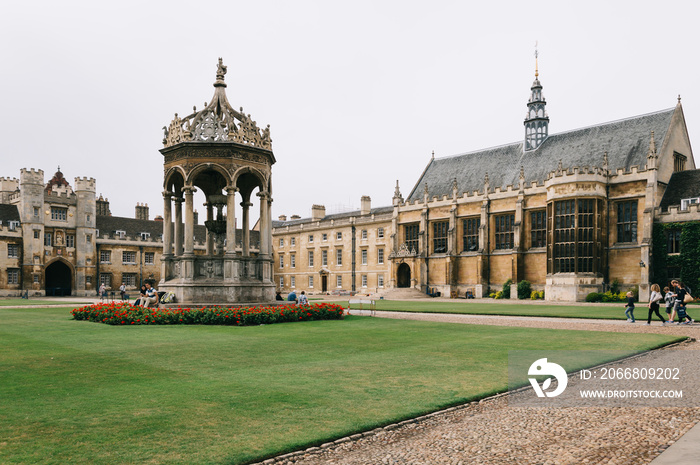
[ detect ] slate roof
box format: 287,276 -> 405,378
659,169 -> 700,210
407,108 -> 676,202
96,215 -> 259,244
272,206 -> 394,228
0,204 -> 20,223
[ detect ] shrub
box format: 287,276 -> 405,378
71,302 -> 345,326
586,292 -> 604,302
538,290 -> 545,300
502,279 -> 512,299
517,280 -> 532,300
530,290 -> 539,300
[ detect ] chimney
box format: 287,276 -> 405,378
290,215 -> 301,220
135,202 -> 149,220
193,210 -> 199,225
278,214 -> 287,221
96,194 -> 111,216
360,196 -> 371,215
311,204 -> 326,221
154,215 -> 163,222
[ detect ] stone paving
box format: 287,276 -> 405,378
254,311 -> 700,465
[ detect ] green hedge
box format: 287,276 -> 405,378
652,222 -> 700,292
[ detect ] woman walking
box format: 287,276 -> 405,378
646,283 -> 665,326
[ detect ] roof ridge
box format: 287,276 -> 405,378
433,107 -> 675,162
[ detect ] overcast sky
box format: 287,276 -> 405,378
1,0 -> 698,221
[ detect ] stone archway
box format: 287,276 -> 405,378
45,260 -> 72,296
397,263 -> 411,288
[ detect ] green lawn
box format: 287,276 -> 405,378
0,306 -> 681,464
346,299 -> 657,319
0,299 -> 92,307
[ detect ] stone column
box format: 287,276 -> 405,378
257,191 -> 270,256
206,202 -> 214,255
174,198 -> 183,256
241,201 -> 252,256
183,187 -> 195,255
226,186 -> 238,255
162,191 -> 173,257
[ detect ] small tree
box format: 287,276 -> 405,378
502,279 -> 512,299
517,280 -> 532,299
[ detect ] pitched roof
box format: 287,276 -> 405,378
659,169 -> 700,210
407,108 -> 676,202
272,206 -> 394,228
96,215 -> 260,244
0,204 -> 20,222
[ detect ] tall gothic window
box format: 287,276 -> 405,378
616,200 -> 638,243
494,214 -> 514,250
432,221 -> 448,254
553,199 -> 597,273
530,210 -> 546,248
462,217 -> 480,252
667,230 -> 681,254
404,224 -> 419,253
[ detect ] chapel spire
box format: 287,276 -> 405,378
524,44 -> 549,151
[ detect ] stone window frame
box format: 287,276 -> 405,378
66,234 -> 75,248
667,229 -> 682,254
361,229 -> 368,240
308,250 -> 314,267
462,217 -> 480,252
7,268 -> 19,285
50,206 -> 68,222
361,275 -> 368,288
616,200 -> 638,244
99,273 -> 112,287
432,221 -> 449,254
377,227 -> 384,239
321,250 -> 328,266
494,214 -> 514,250
44,232 -> 52,247
551,198 -> 598,274
100,250 -> 111,264
361,248 -> 368,265
404,223 -> 419,254
336,275 -> 342,288
336,249 -> 343,266
530,210 -> 547,249
144,252 -> 155,265
291,276 -> 296,288
378,274 -> 384,288
279,254 -> 284,268
377,248 -> 384,265
122,251 -> 137,264
7,243 -> 19,258
309,275 -> 314,288
290,253 -> 296,268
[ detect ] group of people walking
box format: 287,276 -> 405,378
625,280 -> 694,325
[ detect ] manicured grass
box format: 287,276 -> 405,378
346,299 -> 662,320
0,307 -> 681,464
0,298 -> 91,307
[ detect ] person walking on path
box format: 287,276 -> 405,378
646,283 -> 665,325
119,282 -> 126,301
99,283 -> 106,302
624,291 -> 635,323
663,286 -> 675,323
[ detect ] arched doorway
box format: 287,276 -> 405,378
397,263 -> 411,288
45,261 -> 72,296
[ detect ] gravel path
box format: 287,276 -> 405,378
254,311 -> 700,465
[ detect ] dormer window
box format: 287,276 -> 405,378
140,232 -> 151,240
8,221 -> 19,231
115,230 -> 126,238
681,197 -> 699,210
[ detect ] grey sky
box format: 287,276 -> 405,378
1,0 -> 698,221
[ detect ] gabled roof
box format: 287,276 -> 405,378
407,108 -> 676,202
659,169 -> 700,210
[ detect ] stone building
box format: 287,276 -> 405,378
389,71 -> 695,301
272,196 -> 393,294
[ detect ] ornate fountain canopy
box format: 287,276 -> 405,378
162,58 -> 272,151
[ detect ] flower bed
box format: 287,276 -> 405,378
71,302 -> 345,326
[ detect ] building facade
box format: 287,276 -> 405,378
271,197 -> 393,295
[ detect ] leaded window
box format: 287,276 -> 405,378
530,210 -> 546,248
432,221 -> 448,254
51,207 -> 67,221
404,223 -> 419,253
553,199 -> 596,273
617,200 -> 638,243
8,269 -> 19,285
100,250 -> 111,263
7,244 -> 19,258
494,214 -> 514,250
122,251 -> 136,264
667,230 -> 681,254
321,250 -> 327,266
462,217 -> 479,252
